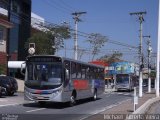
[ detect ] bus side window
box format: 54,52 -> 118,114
95,68 -> 99,79
86,67 -> 90,79
90,67 -> 95,79
100,68 -> 104,79
64,60 -> 70,82
76,63 -> 82,79
82,65 -> 86,79
71,62 -> 76,79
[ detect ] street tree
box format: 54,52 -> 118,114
26,23 -> 71,55
47,24 -> 71,51
99,51 -> 123,64
87,33 -> 108,60
26,31 -> 54,55
78,48 -> 87,60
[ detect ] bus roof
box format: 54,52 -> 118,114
26,55 -> 104,69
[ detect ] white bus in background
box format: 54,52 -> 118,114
116,74 -> 138,91
108,62 -> 139,91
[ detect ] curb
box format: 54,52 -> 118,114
132,96 -> 160,114
125,96 -> 160,120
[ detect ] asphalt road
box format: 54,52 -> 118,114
0,91 -> 134,120
0,86 -> 150,120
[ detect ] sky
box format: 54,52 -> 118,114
31,0 -> 158,64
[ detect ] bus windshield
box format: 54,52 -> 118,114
26,62 -> 62,88
116,74 -> 129,84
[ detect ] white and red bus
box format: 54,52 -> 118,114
24,55 -> 105,106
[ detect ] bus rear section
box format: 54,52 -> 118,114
24,55 -> 105,105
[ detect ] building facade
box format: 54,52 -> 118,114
8,0 -> 31,61
0,0 -> 31,75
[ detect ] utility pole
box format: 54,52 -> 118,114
143,35 -> 152,93
72,12 -> 86,60
130,11 -> 146,97
156,0 -> 160,97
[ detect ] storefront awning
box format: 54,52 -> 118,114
0,18 -> 13,28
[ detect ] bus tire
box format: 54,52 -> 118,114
8,91 -> 14,96
70,91 -> 76,107
38,101 -> 46,106
93,89 -> 97,101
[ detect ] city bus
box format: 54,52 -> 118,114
108,62 -> 139,92
24,55 -> 105,106
116,74 -> 138,91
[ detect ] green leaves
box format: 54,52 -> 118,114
99,52 -> 123,64
0,64 -> 6,75
26,24 -> 71,55
26,32 -> 54,55
87,33 -> 108,60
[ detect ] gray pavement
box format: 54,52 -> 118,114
15,79 -> 160,120
16,79 -> 24,92
146,100 -> 160,114
84,90 -> 158,120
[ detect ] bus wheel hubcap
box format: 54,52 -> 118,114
71,96 -> 75,103
94,92 -> 97,100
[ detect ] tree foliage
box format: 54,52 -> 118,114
26,32 -> 54,55
0,64 -> 6,75
87,33 -> 108,60
150,70 -> 156,78
99,51 -> 123,64
26,24 -> 71,55
47,24 -> 71,50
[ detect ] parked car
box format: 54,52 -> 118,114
0,86 -> 6,97
0,76 -> 18,96
0,86 -> 2,97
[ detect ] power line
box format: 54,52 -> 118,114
5,2 -> 138,51
2,1 -> 139,57
45,0 -> 70,14
59,0 -> 76,12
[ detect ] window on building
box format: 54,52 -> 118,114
0,29 -> 3,40
0,29 -> 4,44
11,0 -> 20,13
22,2 -> 30,15
0,0 -> 8,9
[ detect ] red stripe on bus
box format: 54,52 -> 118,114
35,90 -> 42,94
73,80 -> 89,90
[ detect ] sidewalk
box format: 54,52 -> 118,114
16,79 -> 24,92
84,91 -> 157,120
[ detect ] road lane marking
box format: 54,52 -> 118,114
26,108 -> 46,113
0,103 -> 20,107
0,101 -> 34,107
0,99 -> 8,102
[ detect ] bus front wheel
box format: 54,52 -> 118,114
38,101 -> 46,106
